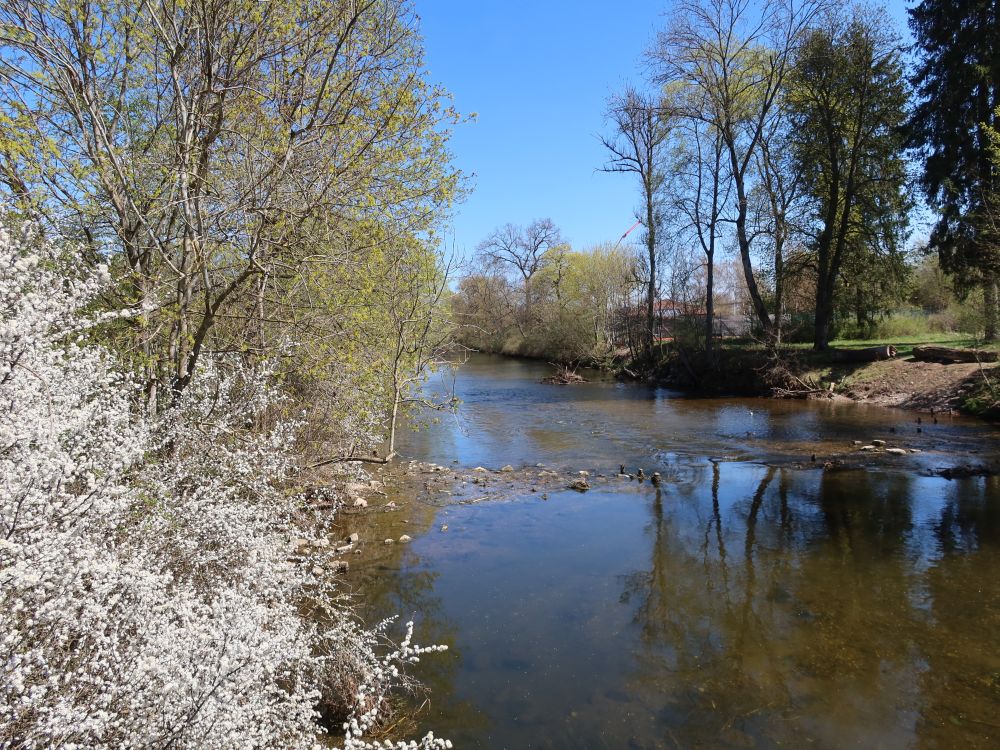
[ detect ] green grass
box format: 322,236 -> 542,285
798,332 -> 999,357
719,332 -> 1000,357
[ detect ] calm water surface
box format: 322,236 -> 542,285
349,355 -> 1000,749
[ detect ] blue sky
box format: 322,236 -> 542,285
416,0 -> 915,262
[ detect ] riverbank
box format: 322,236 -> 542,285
645,342 -> 1000,419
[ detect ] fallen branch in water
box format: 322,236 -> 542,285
307,452 -> 396,470
542,363 -> 587,384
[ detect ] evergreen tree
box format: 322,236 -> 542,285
909,0 -> 1000,340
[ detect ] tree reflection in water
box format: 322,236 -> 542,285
619,463 -> 1000,749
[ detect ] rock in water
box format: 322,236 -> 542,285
568,478 -> 590,492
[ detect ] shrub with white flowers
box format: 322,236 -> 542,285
0,218 -> 449,749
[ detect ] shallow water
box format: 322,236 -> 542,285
348,355 -> 1000,749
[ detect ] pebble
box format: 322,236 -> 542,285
311,566 -> 324,577
872,439 -> 886,447
441,524 -> 449,531
399,535 -> 412,543
500,465 -> 515,472
346,532 -> 360,544
472,466 -> 488,472
384,539 -> 394,545
860,445 -> 876,451
353,498 -> 367,508
885,448 -> 908,456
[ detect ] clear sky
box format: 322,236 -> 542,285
415,0 -> 915,263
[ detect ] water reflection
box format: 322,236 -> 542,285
357,355 -> 1000,749
398,355 -> 1000,474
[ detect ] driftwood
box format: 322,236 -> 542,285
828,345 -> 897,363
912,345 -> 998,364
541,364 -> 587,385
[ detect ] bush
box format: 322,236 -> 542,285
0,219 -> 449,750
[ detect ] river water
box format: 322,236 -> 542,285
345,354 -> 1000,749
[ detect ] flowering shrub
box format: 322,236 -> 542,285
0,218 -> 449,749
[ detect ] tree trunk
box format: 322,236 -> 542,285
913,345 -> 998,363
773,242 -> 784,347
813,280 -> 833,350
705,252 -> 715,355
646,185 -> 657,356
830,345 -> 897,363
985,275 -> 998,342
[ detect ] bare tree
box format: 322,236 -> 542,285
670,100 -> 730,354
477,218 -> 562,329
652,0 -> 822,340
601,86 -> 673,355
751,106 -> 806,345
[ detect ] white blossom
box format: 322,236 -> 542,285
0,218 -> 448,749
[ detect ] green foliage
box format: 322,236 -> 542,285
786,6 -> 911,349
454,241 -> 642,363
0,0 -> 462,452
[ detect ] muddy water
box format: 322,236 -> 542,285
343,355 -> 1000,749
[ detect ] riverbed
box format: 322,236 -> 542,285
342,354 -> 1000,749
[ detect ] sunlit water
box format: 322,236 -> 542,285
346,355 -> 1000,749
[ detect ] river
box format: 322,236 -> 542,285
343,354 -> 1000,749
